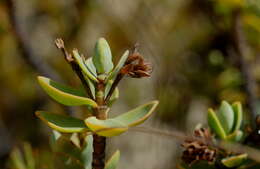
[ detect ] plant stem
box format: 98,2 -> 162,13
93,82 -> 107,169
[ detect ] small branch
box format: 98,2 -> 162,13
232,10 -> 258,121
55,39 -> 94,100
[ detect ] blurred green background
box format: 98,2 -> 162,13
1,0 -> 260,168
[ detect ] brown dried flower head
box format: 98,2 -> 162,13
120,51 -> 152,78
181,128 -> 217,165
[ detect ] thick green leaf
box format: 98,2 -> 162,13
80,135 -> 93,169
84,100 -> 159,137
85,57 -> 97,77
226,130 -> 243,142
93,38 -> 114,74
107,50 -> 129,82
232,102 -> 243,132
72,50 -> 98,82
38,76 -> 97,107
10,148 -> 27,169
217,101 -> 234,134
84,117 -> 128,137
105,150 -> 120,169
23,143 -> 35,169
208,108 -> 227,139
36,111 -> 88,133
115,100 -> 159,127
222,154 -> 248,168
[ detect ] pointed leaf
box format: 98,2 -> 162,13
38,76 -> 97,107
107,50 -> 129,82
85,57 -> 97,77
217,101 -> 234,133
208,108 -> 227,139
36,111 -> 88,133
80,135 -> 93,169
105,150 -> 120,169
114,100 -> 159,127
84,100 -> 158,137
72,50 -> 98,82
93,38 -> 114,74
232,102 -> 243,132
84,117 -> 128,137
222,154 -> 248,168
226,130 -> 243,142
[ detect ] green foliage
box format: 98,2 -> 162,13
36,38 -> 158,169
221,154 -> 248,168
207,100 -> 243,141
37,76 -> 98,107
104,150 -> 120,169
93,38 -> 114,74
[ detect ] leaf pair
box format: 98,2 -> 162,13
207,101 -> 243,141
36,101 -> 158,137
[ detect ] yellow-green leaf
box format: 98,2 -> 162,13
105,150 -> 120,169
38,76 -> 97,107
222,154 -> 248,168
217,101 -> 234,134
72,50 -> 98,82
85,57 -> 97,77
232,102 -> 243,132
84,100 -> 159,137
208,108 -> 227,139
107,50 -> 129,82
114,100 -> 159,127
36,111 -> 88,133
81,135 -> 93,169
93,38 -> 114,74
84,117 -> 128,137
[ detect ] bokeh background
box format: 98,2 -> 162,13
1,0 -> 260,168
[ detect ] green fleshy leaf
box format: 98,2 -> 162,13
72,50 -> 98,82
208,108 -> 227,139
80,135 -> 93,169
50,130 -> 62,150
84,75 -> 95,99
23,143 -> 35,169
232,102 -> 243,132
222,154 -> 248,168
10,148 -> 27,169
93,38 -> 114,74
38,76 -> 97,107
36,111 -> 88,133
84,100 -> 159,137
226,130 -> 243,142
85,57 -> 97,77
107,50 -> 129,82
105,150 -> 120,169
217,101 -> 234,134
84,117 -> 128,137
114,100 -> 159,127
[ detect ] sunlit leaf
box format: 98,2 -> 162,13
84,117 -> 128,137
232,102 -> 243,132
38,76 -> 97,107
72,50 -> 98,82
85,100 -> 159,137
36,111 -> 88,133
93,38 -> 114,74
217,101 -> 234,133
222,154 -> 248,168
104,150 -> 120,169
114,100 -> 159,127
208,108 -> 227,139
107,50 -> 129,82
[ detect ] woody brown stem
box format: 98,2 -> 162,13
93,82 -> 107,169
